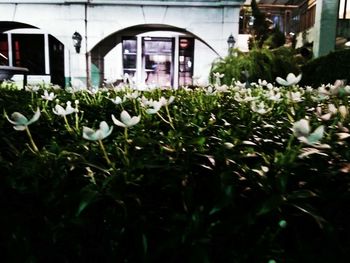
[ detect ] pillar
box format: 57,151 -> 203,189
313,0 -> 340,57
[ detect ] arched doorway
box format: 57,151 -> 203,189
0,21 -> 65,87
90,24 -> 219,88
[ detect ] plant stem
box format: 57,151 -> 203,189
98,139 -> 112,165
75,111 -> 79,131
63,115 -> 73,133
165,105 -> 175,129
123,128 -> 130,166
156,112 -> 175,130
25,126 -> 39,153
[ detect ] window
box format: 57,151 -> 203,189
178,38 -> 194,86
122,37 -> 137,78
0,34 -> 8,66
339,0 -> 350,19
12,34 -> 45,74
143,37 -> 173,87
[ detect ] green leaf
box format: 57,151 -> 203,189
257,195 -> 284,216
76,188 -> 99,217
287,189 -> 318,200
292,204 -> 327,229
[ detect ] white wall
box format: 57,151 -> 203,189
0,0 -> 244,85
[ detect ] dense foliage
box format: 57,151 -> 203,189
1,80 -> 350,262
210,47 -> 299,85
301,49 -> 350,88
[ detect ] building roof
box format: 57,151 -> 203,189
245,0 -> 305,5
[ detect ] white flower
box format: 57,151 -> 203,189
110,96 -> 125,105
159,96 -> 175,106
145,100 -> 162,114
305,86 -> 313,93
53,101 -> 77,116
276,73 -> 302,86
251,101 -> 271,115
287,91 -> 303,102
213,72 -> 224,79
111,110 -> 141,128
125,91 -> 140,100
292,119 -> 310,138
213,72 -> 224,85
25,85 -> 40,93
6,108 -> 41,131
258,79 -> 268,86
266,90 -> 281,102
234,80 -> 246,89
41,90 -> 56,101
293,118 -> 328,147
215,84 -> 230,93
83,121 -> 113,141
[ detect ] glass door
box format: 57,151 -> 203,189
178,38 -> 194,86
143,37 -> 173,87
122,37 -> 138,79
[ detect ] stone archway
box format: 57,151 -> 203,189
90,24 -> 220,87
0,21 -> 65,86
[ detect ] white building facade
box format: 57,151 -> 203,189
0,0 -> 245,88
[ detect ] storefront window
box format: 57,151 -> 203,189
0,34 -> 8,66
178,38 -> 194,86
122,37 -> 137,78
143,37 -> 173,87
12,34 -> 45,74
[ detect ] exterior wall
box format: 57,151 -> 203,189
313,0 -> 339,57
0,0 -> 245,87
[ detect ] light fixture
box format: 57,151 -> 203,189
345,38 -> 350,47
180,39 -> 189,49
227,34 -> 236,50
72,31 -> 82,53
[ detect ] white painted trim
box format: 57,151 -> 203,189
44,33 -> 50,74
173,35 -> 179,89
136,35 -> 142,85
0,0 -> 244,7
7,33 -> 13,67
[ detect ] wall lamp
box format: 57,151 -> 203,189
72,31 -> 82,53
227,34 -> 236,50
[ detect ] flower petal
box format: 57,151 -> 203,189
99,121 -> 113,139
53,105 -> 65,115
83,126 -> 97,141
128,116 -> 141,127
10,112 -> 28,125
276,77 -> 288,86
13,125 -> 26,131
120,110 -> 131,124
293,119 -> 310,137
111,114 -> 127,128
307,125 -> 324,144
27,108 -> 41,125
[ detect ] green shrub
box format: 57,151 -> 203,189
263,26 -> 286,49
1,84 -> 350,262
301,49 -> 350,87
210,47 -> 299,85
